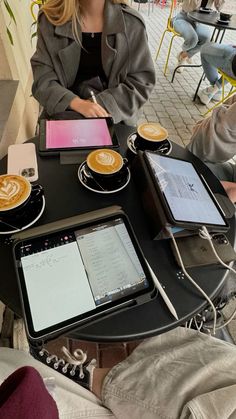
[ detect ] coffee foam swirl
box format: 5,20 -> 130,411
87,149 -> 123,175
0,179 -> 21,201
0,175 -> 31,211
95,152 -> 115,166
138,123 -> 168,142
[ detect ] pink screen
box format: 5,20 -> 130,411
46,119 -> 112,149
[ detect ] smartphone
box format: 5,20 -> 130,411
7,143 -> 38,182
171,233 -> 236,268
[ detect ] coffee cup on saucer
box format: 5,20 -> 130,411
219,12 -> 232,21
86,149 -> 128,188
0,174 -> 43,219
136,122 -> 169,151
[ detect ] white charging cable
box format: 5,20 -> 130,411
168,227 -> 217,335
199,226 -> 236,275
198,226 -> 236,332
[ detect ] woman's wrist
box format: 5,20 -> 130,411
69,96 -> 84,112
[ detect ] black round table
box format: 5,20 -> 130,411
188,11 -> 236,32
0,124 -> 234,342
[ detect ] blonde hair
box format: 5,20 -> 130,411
41,0 -> 127,30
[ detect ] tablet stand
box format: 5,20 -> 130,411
60,151 -> 88,165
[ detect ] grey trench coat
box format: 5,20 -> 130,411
31,0 -> 156,125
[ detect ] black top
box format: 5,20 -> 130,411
71,32 -> 107,95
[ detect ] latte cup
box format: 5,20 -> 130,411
0,174 -> 43,217
86,149 -> 128,187
136,122 -> 169,151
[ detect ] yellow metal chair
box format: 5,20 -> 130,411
155,0 -> 180,75
30,0 -> 43,21
204,70 -> 236,116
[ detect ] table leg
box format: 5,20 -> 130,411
193,72 -> 205,101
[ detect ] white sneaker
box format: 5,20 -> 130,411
198,85 -> 220,105
212,90 -> 222,101
176,52 -> 192,73
176,52 -> 188,73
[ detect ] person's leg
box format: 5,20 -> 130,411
173,17 -> 199,57
0,347 -> 112,418
201,43 -> 236,86
100,327 -> 236,419
199,43 -> 236,104
191,23 -> 211,57
173,17 -> 199,73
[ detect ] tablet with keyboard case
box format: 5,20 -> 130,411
13,206 -> 155,341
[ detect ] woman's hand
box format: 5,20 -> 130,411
221,181 -> 236,203
70,97 -> 109,118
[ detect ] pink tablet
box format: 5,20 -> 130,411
46,119 -> 113,149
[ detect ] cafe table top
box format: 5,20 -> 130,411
188,10 -> 236,31
0,123 -> 234,342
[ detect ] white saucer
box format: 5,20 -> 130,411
78,162 -> 131,194
127,133 -> 172,155
217,19 -> 230,24
0,196 -> 45,235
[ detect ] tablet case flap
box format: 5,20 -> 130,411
12,205 -> 123,241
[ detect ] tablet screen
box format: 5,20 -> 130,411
46,119 -> 113,149
18,218 -> 149,333
145,152 -> 227,227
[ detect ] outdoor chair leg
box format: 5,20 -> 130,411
155,29 -> 168,61
164,33 -> 177,76
203,88 -> 236,116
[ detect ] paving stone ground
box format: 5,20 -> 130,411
132,1 -> 236,147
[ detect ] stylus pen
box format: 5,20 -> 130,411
146,260 -> 179,320
90,90 -> 98,104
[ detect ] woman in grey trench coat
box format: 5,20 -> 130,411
31,0 -> 156,125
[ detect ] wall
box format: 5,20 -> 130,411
0,1 -> 39,158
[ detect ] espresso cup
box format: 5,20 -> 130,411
220,12 -> 232,21
86,149 -> 127,187
136,122 -> 169,151
0,174 -> 43,217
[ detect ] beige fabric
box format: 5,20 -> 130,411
1,328 -> 236,418
181,0 -> 225,13
102,327 -> 236,419
187,95 -> 236,166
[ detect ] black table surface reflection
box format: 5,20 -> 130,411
0,124 -> 234,342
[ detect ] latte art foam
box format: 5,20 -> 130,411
0,175 -> 31,211
95,152 -> 115,166
87,149 -> 123,175
137,122 -> 168,142
0,179 -> 21,201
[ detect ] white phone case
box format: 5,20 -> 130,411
7,143 -> 38,182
